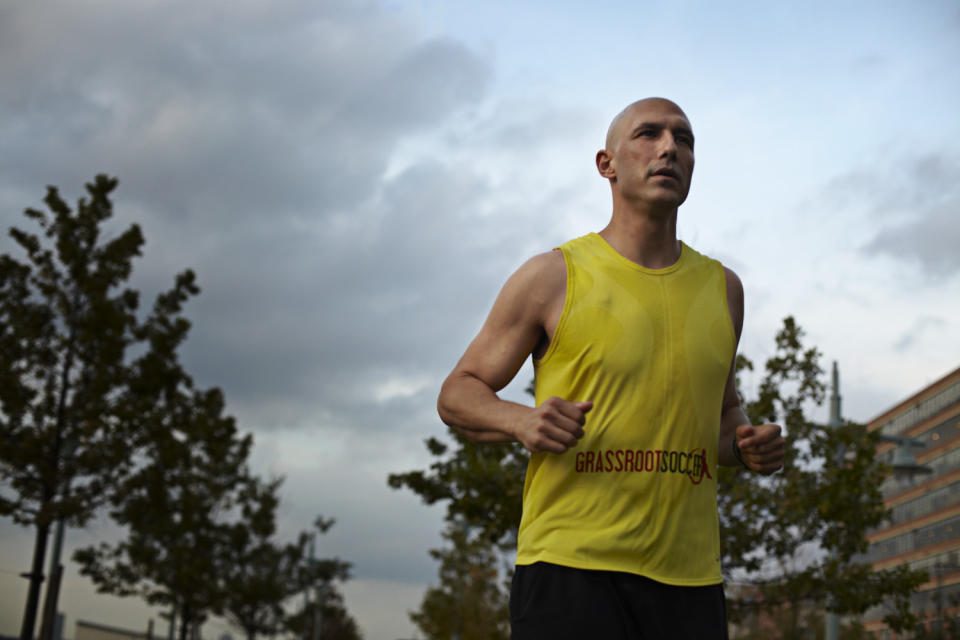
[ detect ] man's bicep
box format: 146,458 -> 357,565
720,266 -> 748,436
724,267 -> 744,339
454,294 -> 544,392
451,253 -> 561,392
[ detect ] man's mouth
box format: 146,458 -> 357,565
652,167 -> 681,181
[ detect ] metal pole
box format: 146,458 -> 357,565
39,516 -> 68,640
825,362 -> 841,640
38,564 -> 63,640
167,604 -> 177,640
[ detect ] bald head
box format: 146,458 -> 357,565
605,98 -> 690,152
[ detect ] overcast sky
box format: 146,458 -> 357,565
2,1 -> 959,639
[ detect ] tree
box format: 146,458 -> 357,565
388,405 -> 528,636
0,175 -> 199,639
409,521 -> 510,640
388,435 -> 527,551
391,317 -> 928,637
210,477 -> 292,640
73,379 -> 254,640
285,525 -> 364,640
286,589 -> 364,640
221,513 -> 357,640
719,317 -> 927,636
75,283 -> 359,640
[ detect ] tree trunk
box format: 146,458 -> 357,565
178,604 -> 190,640
20,522 -> 51,640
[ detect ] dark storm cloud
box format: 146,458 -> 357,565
0,0 -> 596,601
171,158 -> 513,428
0,0 -> 499,424
0,0 -> 506,593
0,1 -> 490,221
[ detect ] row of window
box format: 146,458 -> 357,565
886,479 -> 960,526
878,379 -> 960,438
906,549 -> 960,576
865,514 -> 960,563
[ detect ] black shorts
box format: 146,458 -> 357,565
510,562 -> 729,640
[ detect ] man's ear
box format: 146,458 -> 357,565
596,149 -> 616,181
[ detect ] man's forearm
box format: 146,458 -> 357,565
438,371 -> 528,442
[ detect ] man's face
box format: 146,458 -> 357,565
603,99 -> 695,209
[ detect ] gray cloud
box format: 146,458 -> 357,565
863,197 -> 960,278
0,1 -> 600,633
0,0 -> 497,418
0,1 -> 489,217
893,316 -> 947,352
0,0 -> 508,622
815,153 -> 960,278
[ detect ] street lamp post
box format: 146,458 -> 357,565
825,363 -> 843,640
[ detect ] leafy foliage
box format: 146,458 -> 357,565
73,377 -> 255,635
720,317 -> 927,636
0,174 -> 199,635
286,563 -> 365,640
222,514 -> 357,640
409,522 -> 510,640
0,176 -> 358,640
387,409 -> 527,637
0,174 -> 193,527
74,302 -> 357,639
388,436 -> 527,551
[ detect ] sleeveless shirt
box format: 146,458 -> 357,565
515,232 -> 735,586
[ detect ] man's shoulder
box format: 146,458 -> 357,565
681,243 -> 739,279
514,249 -> 566,298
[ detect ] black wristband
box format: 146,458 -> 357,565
732,438 -> 749,470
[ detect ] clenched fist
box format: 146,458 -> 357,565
514,396 -> 593,454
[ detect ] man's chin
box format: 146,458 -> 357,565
645,191 -> 687,210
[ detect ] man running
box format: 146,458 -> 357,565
437,98 -> 785,639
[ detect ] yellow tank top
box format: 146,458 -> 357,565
516,233 -> 735,586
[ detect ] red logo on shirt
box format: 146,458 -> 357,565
687,447 -> 713,485
573,447 -> 713,485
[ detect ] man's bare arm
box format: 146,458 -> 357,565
717,267 -> 784,474
438,251 -> 591,453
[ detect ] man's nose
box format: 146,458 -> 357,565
658,132 -> 678,159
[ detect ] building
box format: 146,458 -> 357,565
75,620 -> 152,640
862,365 -> 960,637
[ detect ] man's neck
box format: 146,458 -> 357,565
599,204 -> 680,269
